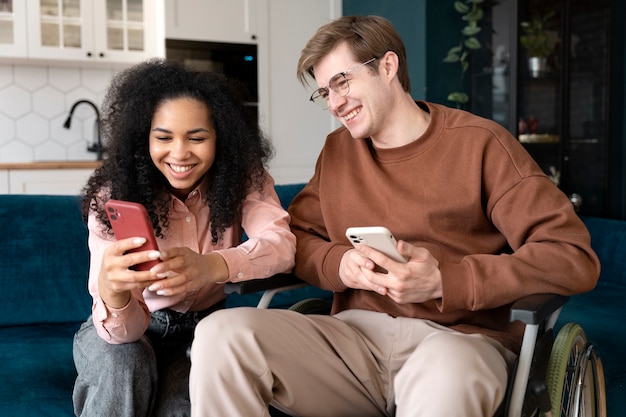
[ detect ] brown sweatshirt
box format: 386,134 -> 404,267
288,101 -> 600,353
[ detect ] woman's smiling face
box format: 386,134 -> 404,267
149,97 -> 217,200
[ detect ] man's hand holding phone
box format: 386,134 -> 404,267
341,227 -> 443,304
346,226 -> 408,266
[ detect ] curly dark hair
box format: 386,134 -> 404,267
82,58 -> 273,244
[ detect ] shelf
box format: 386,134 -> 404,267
519,134 -> 560,143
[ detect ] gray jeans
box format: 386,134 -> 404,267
73,302 -> 224,417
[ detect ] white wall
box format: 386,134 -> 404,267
261,0 -> 341,184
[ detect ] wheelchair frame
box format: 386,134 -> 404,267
225,275 -> 606,417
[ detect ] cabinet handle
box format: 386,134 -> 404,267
99,52 -> 105,58
86,52 -> 92,57
251,34 -> 257,40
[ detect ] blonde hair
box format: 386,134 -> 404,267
297,15 -> 411,92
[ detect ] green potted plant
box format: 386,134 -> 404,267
443,0 -> 486,108
520,11 -> 555,77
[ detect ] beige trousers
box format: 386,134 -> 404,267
189,308 -> 516,417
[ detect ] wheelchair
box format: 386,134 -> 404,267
225,274 -> 607,417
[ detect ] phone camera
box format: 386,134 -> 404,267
348,235 -> 364,244
107,206 -> 120,221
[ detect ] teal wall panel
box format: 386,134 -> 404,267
343,0 -> 465,105
343,0 -> 427,100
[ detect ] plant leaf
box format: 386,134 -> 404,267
464,37 -> 482,49
447,92 -> 469,104
454,1 -> 470,14
463,7 -> 484,22
462,25 -> 481,36
446,45 -> 463,54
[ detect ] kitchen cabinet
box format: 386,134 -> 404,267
23,0 -> 164,64
0,1 -> 27,57
0,162 -> 100,195
0,170 -> 7,193
471,0 -> 612,217
165,0 -> 258,44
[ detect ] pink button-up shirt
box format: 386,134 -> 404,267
88,174 -> 296,343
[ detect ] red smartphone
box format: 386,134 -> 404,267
104,200 -> 161,271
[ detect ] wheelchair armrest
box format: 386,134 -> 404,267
224,273 -> 305,295
509,293 -> 569,325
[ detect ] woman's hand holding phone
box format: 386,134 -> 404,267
101,200 -> 231,300
98,235 -> 162,308
105,200 -> 161,271
97,200 -> 163,307
146,248 -> 229,297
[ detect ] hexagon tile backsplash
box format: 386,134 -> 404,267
0,63 -> 116,163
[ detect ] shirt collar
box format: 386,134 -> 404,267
169,177 -> 209,209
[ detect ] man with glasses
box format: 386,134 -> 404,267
189,15 -> 599,417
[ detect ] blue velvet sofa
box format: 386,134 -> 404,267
0,184 -> 623,416
0,184 -> 329,416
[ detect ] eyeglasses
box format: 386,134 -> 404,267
309,58 -> 377,109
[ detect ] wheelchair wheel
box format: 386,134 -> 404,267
288,298 -> 332,315
545,323 -> 607,417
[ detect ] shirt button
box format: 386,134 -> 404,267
237,272 -> 244,279
186,216 -> 191,223
111,313 -> 118,318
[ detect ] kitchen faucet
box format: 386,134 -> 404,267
63,99 -> 105,160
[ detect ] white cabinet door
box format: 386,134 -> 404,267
92,0 -> 163,64
0,1 -> 28,58
0,170 -> 8,193
26,0 -> 163,64
26,0 -> 95,61
7,169 -> 94,195
166,0 -> 258,44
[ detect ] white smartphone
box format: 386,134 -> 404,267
345,226 -> 407,263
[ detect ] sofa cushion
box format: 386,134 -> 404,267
273,183 -> 306,209
0,195 -> 92,326
0,321 -> 81,416
581,215 -> 626,287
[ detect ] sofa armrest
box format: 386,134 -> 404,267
509,293 -> 570,325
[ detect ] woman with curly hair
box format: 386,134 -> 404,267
72,58 -> 296,417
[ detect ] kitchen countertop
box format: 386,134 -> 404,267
0,161 -> 102,170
